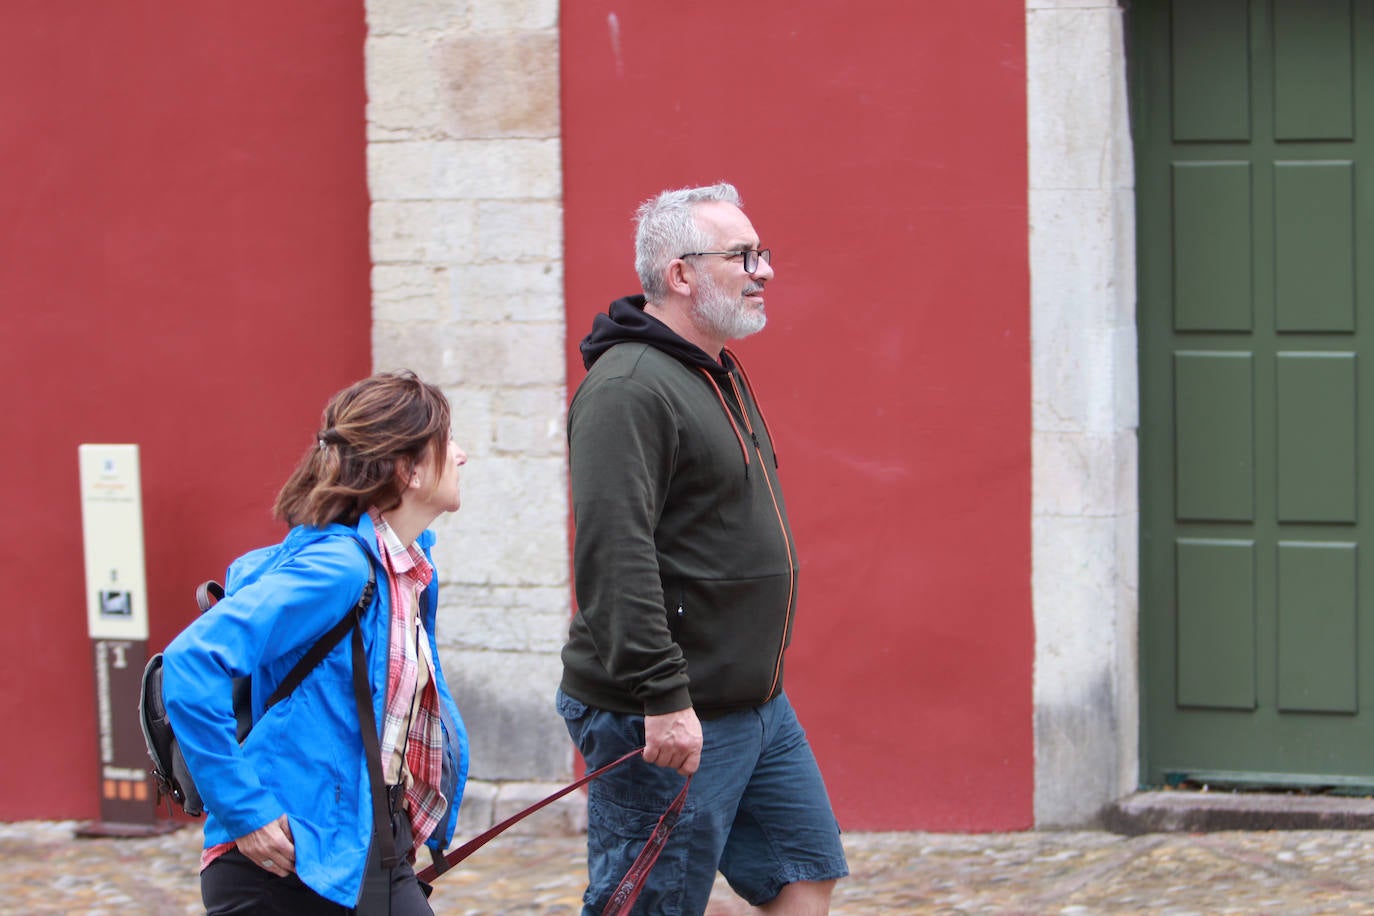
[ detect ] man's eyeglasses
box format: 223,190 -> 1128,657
679,248 -> 771,274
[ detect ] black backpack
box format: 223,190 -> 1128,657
138,568 -> 375,817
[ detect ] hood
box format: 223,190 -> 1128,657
580,295 -> 730,376
581,295 -> 779,479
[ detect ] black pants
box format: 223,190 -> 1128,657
202,801 -> 431,915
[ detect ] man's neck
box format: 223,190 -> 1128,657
644,300 -> 724,360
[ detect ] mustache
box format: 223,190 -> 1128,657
743,283 -> 765,296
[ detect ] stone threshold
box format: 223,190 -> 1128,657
1104,790 -> 1374,835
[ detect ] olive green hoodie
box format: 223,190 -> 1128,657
560,295 -> 800,718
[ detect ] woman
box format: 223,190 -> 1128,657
163,370 -> 470,914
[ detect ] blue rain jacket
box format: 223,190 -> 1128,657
162,513 -> 469,906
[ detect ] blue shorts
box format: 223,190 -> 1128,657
557,690 -> 848,915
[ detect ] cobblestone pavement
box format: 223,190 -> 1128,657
5,821 -> 1374,914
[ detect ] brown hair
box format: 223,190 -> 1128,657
273,370 -> 452,528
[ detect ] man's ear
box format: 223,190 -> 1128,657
666,258 -> 693,297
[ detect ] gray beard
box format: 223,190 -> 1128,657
693,272 -> 766,341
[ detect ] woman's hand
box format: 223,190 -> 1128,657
235,814 -> 296,876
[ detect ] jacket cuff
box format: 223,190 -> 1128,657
642,686 -> 693,717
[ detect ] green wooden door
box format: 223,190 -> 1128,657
1136,0 -> 1374,788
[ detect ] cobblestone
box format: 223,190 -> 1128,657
4,821 -> 1374,914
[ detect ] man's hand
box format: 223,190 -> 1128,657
235,814 -> 296,876
643,707 -> 702,776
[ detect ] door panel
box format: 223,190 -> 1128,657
1172,163 -> 1254,330
1273,162 -> 1355,331
1174,352 -> 1254,521
1136,0 -> 1374,787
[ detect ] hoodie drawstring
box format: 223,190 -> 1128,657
723,348 -> 779,468
698,368 -> 752,478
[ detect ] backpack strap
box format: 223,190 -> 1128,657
264,569 -> 375,712
352,599 -> 398,869
264,563 -> 396,870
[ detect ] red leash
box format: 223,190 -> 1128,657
600,773 -> 691,914
415,746 -> 691,914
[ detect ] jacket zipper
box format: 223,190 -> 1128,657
726,368 -> 795,703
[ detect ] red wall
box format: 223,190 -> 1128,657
0,2 -> 370,818
561,2 -> 1033,830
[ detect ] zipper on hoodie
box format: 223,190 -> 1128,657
725,367 -> 796,704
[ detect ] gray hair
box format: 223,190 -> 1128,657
633,182 -> 743,302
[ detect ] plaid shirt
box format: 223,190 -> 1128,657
371,509 -> 447,853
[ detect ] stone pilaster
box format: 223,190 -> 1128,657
1027,0 -> 1138,827
365,0 -> 581,835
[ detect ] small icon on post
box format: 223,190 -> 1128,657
98,590 -> 133,618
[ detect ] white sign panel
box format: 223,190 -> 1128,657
79,444 -> 149,640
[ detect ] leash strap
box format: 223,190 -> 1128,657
601,774 -> 692,915
415,746 -> 689,890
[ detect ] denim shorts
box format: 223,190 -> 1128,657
556,690 -> 848,915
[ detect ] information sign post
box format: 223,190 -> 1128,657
76,444 -> 176,836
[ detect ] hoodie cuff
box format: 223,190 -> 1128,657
642,686 -> 693,717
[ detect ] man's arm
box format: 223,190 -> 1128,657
568,377 -> 694,713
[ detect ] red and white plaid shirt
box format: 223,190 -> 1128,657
371,509 -> 447,853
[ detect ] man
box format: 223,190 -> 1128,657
557,182 -> 848,915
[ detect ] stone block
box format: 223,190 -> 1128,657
493,407 -> 564,458
1027,6 -> 1121,191
1030,188 -> 1116,328
1032,430 -> 1118,518
443,455 -> 570,586
441,583 -> 571,619
440,385 -> 495,457
367,0 -> 470,36
366,34 -> 441,141
1034,675 -> 1121,828
449,261 -> 564,323
372,321 -> 446,377
445,322 -> 566,388
372,264 -> 445,323
441,648 -> 569,780
442,598 -> 570,654
431,139 -> 560,199
437,32 -> 559,139
368,141 -> 437,201
490,387 -> 565,457
1031,324 -> 1117,434
476,201 -> 563,261
1032,514 -> 1118,697
371,200 -> 435,262
470,0 -> 558,31
372,200 -> 479,264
